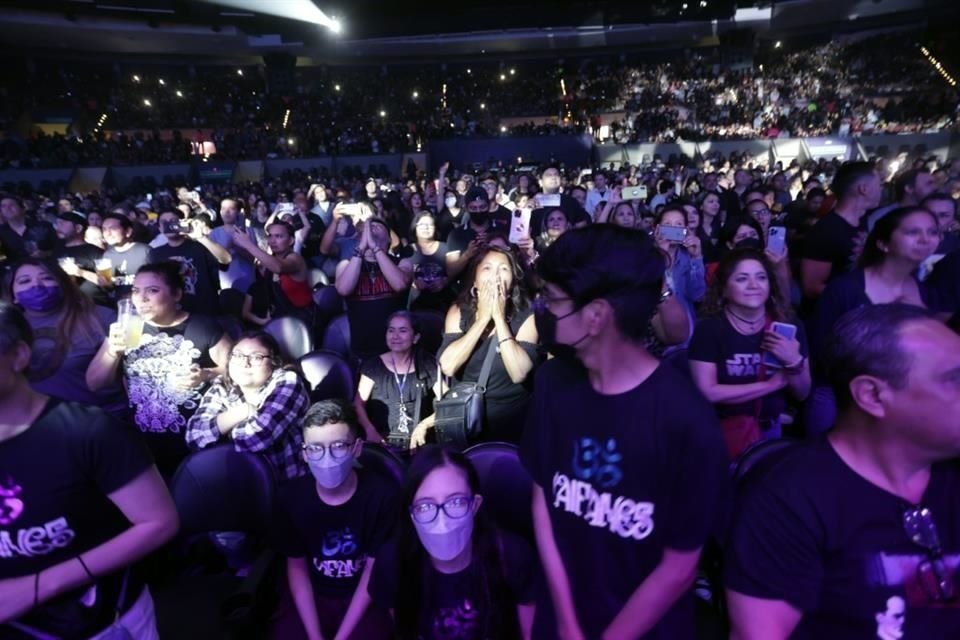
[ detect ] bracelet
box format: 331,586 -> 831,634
498,336 -> 516,346
784,356 -> 806,373
77,554 -> 96,581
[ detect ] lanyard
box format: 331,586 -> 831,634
390,353 -> 413,399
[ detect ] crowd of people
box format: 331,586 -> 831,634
2,30 -> 957,169
3,141 -> 960,639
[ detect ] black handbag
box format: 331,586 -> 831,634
433,339 -> 498,448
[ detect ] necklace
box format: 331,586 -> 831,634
390,353 -> 414,434
725,307 -> 765,330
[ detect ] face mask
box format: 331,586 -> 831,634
307,455 -> 354,489
534,305 -> 587,360
734,237 -> 763,250
445,197 -> 457,209
414,511 -> 474,562
469,211 -> 489,226
17,285 -> 63,313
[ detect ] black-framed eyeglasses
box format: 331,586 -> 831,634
903,506 -> 956,602
410,495 -> 475,524
302,440 -> 354,461
532,292 -> 573,315
230,352 -> 271,366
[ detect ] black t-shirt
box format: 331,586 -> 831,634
808,269 -> 872,381
688,315 -> 809,420
447,225 -> 481,257
409,243 -> 453,312
0,400 -> 152,638
802,211 -> 866,289
922,250 -> 960,315
725,439 -> 960,639
368,530 -> 536,640
0,222 -> 33,264
360,354 -> 438,440
435,208 -> 467,242
520,358 -> 729,639
273,467 -> 400,598
103,242 -> 151,298
345,260 -> 409,361
148,239 -> 222,316
123,313 -> 224,473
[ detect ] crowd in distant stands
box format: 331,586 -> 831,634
1,30 -> 957,169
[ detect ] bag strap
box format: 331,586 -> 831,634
477,338 -> 499,391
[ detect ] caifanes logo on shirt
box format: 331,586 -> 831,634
551,438 -> 655,540
0,476 -> 24,526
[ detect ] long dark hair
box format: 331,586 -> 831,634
454,246 -> 530,326
8,258 -> 105,347
701,247 -> 792,321
394,445 -> 520,640
385,310 -> 434,380
859,206 -> 939,268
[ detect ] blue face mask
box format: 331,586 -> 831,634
17,285 -> 62,313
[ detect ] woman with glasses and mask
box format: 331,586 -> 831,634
186,331 -> 310,481
369,444 -> 536,640
422,247 -> 538,445
272,399 -> 398,640
7,258 -> 124,410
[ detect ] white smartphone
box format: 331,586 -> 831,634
340,203 -> 362,218
767,225 -> 787,256
622,185 -> 648,201
509,208 -> 532,244
763,322 -> 798,368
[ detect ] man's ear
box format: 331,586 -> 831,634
848,375 -> 890,419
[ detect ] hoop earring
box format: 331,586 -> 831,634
470,286 -> 478,299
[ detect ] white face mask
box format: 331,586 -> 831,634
445,196 -> 458,209
414,511 -> 474,562
307,455 -> 353,489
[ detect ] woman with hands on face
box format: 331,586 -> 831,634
427,247 -> 539,445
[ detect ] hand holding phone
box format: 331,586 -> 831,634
509,208 -> 532,244
767,226 -> 787,256
762,322 -> 801,368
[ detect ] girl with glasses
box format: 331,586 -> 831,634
369,444 -> 536,640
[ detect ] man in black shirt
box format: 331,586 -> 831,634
446,187 -> 497,281
529,166 -> 591,234
800,161 -> 881,308
726,304 -> 960,639
522,225 -> 728,639
147,210 -> 225,316
0,195 -> 35,264
53,210 -> 107,303
478,172 -> 513,233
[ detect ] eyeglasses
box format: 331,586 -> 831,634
302,440 -> 354,461
903,506 -> 956,602
230,352 -> 271,366
750,208 -> 772,217
410,495 -> 474,524
532,293 -> 572,314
